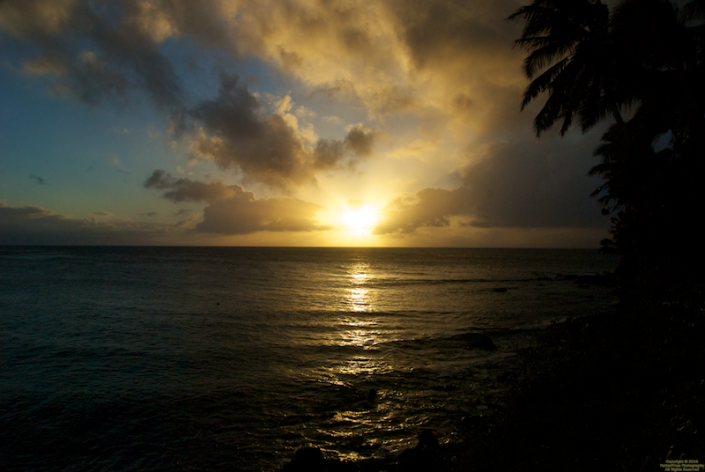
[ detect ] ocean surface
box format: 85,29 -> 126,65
0,247 -> 617,471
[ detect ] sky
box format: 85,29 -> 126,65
0,0 -> 612,247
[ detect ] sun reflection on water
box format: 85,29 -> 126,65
346,263 -> 373,313
311,261 -> 409,456
338,318 -> 381,350
347,288 -> 369,312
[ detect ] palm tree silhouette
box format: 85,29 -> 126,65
511,0 -> 705,302
508,0 -> 624,136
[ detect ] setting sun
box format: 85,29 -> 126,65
343,206 -> 379,234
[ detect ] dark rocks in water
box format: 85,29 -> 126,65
492,287 -> 508,293
417,429 -> 439,450
395,430 -> 447,472
457,333 -> 497,351
282,447 -> 356,472
282,431 -> 451,472
285,447 -> 325,471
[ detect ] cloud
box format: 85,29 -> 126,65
176,165 -> 192,175
1,0 -> 526,134
189,76 -> 378,190
1,0 -> 614,247
0,0 -> 184,109
0,202 -> 178,245
374,136 -> 609,234
29,174 -> 47,185
21,55 -> 66,76
374,187 -> 473,234
93,211 -> 111,217
198,193 -> 330,235
140,212 -> 157,217
343,125 -> 377,156
188,75 -> 312,190
385,139 -> 437,162
144,169 -> 330,235
212,0 -> 528,135
295,105 -> 316,119
313,125 -> 377,171
3,2 -> 385,191
459,139 -> 607,228
144,169 -> 237,202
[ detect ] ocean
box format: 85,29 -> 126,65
0,247 -> 617,471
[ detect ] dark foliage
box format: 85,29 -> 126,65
512,0 -> 705,304
468,1 -> 705,470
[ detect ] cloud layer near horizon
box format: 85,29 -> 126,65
144,170 -> 330,234
0,202 -> 177,245
374,136 -> 606,234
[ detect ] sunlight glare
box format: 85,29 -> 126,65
343,206 -> 378,234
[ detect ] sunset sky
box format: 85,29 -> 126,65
0,0 -> 612,247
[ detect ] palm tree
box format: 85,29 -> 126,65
508,0 -> 625,136
586,0 -> 705,301
511,0 -> 705,302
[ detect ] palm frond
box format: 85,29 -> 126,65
521,57 -> 570,108
522,41 -> 575,77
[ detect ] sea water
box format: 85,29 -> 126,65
0,247 -> 617,471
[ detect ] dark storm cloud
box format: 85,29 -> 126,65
374,136 -> 608,234
0,0 -> 232,107
189,75 -> 312,190
0,202 -> 175,245
313,139 -> 346,170
394,0 -> 521,70
343,125 -> 376,156
144,169 -> 237,202
138,0 -> 230,47
313,125 -> 377,170
1,2 -> 380,191
144,169 -> 330,235
0,0 -> 184,110
374,187 -> 473,234
0,0 -> 235,108
460,139 -> 607,228
190,75 -> 378,190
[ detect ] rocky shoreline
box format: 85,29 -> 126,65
281,429 -> 461,472
280,292 -> 705,471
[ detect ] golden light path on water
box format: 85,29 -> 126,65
342,262 -> 379,349
316,261 -> 407,460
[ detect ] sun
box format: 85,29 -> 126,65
343,206 -> 378,234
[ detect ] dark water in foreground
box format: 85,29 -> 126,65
0,247 -> 617,471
